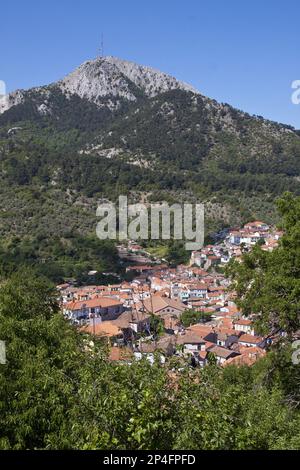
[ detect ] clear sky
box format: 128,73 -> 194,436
1,0 -> 300,128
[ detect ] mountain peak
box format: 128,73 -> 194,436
58,55 -> 200,105
0,56 -> 200,115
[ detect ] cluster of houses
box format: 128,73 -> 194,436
190,220 -> 283,268
228,221 -> 282,250
58,220 -> 281,369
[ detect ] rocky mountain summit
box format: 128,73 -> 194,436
59,56 -> 199,103
0,56 -> 200,115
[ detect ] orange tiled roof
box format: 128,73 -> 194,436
238,334 -> 263,344
234,319 -> 252,326
81,321 -> 122,337
66,297 -> 123,311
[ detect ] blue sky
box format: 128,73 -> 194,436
1,0 -> 300,128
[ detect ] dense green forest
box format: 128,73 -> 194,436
0,233 -> 120,283
0,194 -> 300,450
1,84 -> 300,280
1,90 -> 300,203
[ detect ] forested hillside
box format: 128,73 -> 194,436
1,56 -> 300,280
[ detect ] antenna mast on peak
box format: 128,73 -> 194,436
99,33 -> 104,58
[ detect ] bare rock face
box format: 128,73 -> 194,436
0,89 -> 25,114
97,56 -> 199,97
57,57 -> 202,104
57,56 -> 200,104
0,56 -> 200,115
58,57 -> 138,103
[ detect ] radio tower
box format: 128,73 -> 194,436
99,33 -> 104,58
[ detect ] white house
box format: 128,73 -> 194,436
64,297 -> 124,321
234,319 -> 255,335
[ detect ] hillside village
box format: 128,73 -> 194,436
59,220 -> 283,368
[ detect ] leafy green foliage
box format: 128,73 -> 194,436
149,314 -> 165,339
180,309 -> 212,327
166,240 -> 190,265
0,233 -> 120,283
0,269 -> 84,449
